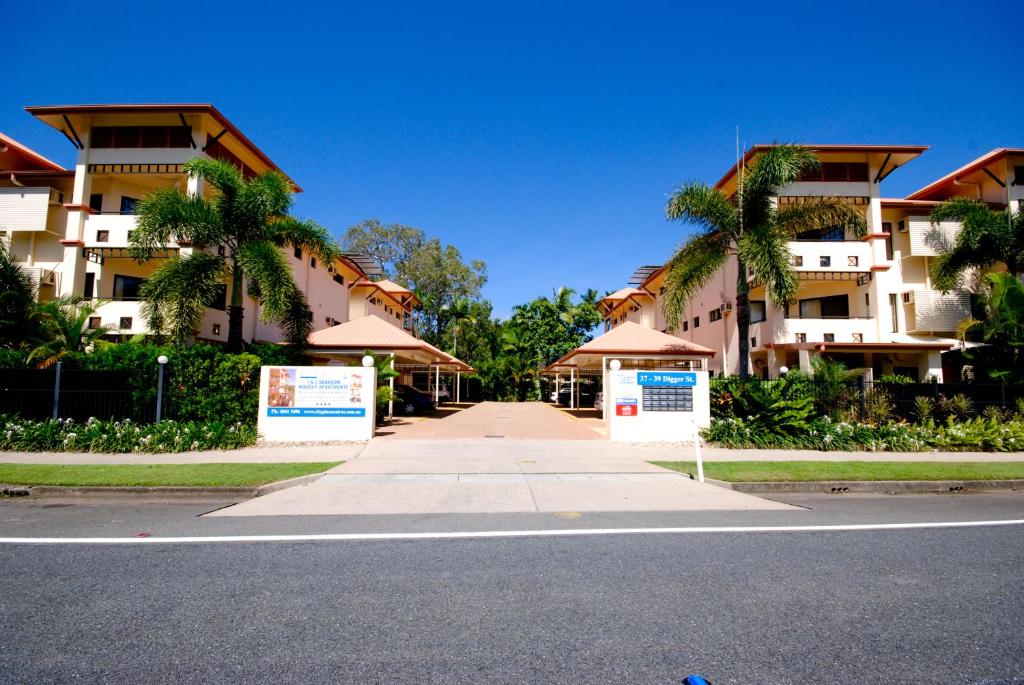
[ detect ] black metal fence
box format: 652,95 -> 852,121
709,376 -> 1022,423
0,364 -> 165,423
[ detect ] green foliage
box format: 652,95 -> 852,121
0,347 -> 27,369
959,272 -> 1024,383
914,396 -> 934,422
809,357 -> 860,418
664,145 -> 866,379
0,414 -> 256,453
26,297 -> 111,368
709,373 -> 816,438
132,157 -> 336,351
929,199 -> 1024,292
877,373 -> 915,384
0,242 -> 37,349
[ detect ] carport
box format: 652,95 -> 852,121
307,315 -> 473,418
542,322 -> 715,418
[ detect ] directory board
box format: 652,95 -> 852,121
608,369 -> 709,442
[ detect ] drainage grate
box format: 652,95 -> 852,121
484,434 -> 505,438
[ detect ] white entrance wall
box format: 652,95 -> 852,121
608,369 -> 710,442
258,365 -> 376,442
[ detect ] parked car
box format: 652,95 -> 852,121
395,384 -> 436,416
594,391 -> 604,416
557,386 -> 595,408
435,385 -> 451,404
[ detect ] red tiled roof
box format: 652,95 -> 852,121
0,131 -> 66,172
308,315 -> 470,370
547,321 -> 714,370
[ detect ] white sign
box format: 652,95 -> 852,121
608,369 -> 710,443
257,366 -> 376,442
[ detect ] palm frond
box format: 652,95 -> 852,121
139,252 -> 228,345
929,198 -> 1012,291
183,157 -> 244,198
270,217 -> 340,262
775,198 -> 867,238
238,242 -> 311,346
235,171 -> 293,241
662,232 -> 730,328
737,224 -> 798,307
666,183 -> 738,238
741,145 -> 819,228
132,188 -> 221,257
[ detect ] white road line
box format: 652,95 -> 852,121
2,519 -> 1023,545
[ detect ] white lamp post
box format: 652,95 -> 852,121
156,355 -> 169,422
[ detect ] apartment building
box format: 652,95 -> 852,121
0,104 -> 418,344
601,145 -> 1021,382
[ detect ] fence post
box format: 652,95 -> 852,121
858,376 -> 867,421
156,355 -> 169,422
52,361 -> 62,419
1001,379 -> 1007,410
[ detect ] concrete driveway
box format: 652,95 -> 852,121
376,401 -> 604,440
209,428 -> 795,516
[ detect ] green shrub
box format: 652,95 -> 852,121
709,373 -> 816,437
0,414 -> 256,453
0,348 -> 27,369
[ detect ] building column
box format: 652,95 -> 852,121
434,365 -> 440,404
456,371 -> 461,403
388,358 -> 395,419
569,368 -> 575,409
59,141 -> 91,298
798,348 -> 813,374
918,350 -> 943,383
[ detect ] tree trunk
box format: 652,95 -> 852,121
735,257 -> 751,380
227,259 -> 245,353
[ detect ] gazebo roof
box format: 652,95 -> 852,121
546,321 -> 714,371
308,315 -> 471,371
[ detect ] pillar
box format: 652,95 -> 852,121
434,365 -> 440,404
569,368 -> 575,409
388,358 -> 395,419
798,348 -> 813,374
456,371 -> 461,403
918,350 -> 943,383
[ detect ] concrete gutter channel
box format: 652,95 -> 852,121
0,472 -> 325,500
1,472 -> 1022,500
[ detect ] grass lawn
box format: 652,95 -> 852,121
0,462 -> 341,487
651,461 -> 1024,482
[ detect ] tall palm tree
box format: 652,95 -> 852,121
27,297 -> 111,368
929,198 -> 1024,292
442,297 -> 477,357
663,145 -> 866,379
131,158 -> 338,351
500,326 -> 537,400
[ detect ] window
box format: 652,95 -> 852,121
119,196 -> 138,215
796,226 -> 845,241
883,221 -> 894,260
819,256 -> 831,267
709,308 -> 722,322
112,275 -> 146,301
88,193 -> 103,213
90,126 -> 193,149
217,245 -> 226,257
310,257 -> 317,269
823,333 -> 835,342
848,256 -> 859,267
1015,166 -> 1024,185
795,333 -> 807,343
96,230 -> 109,243
751,337 -> 757,349
207,284 -> 227,310
852,333 -> 863,343
865,293 -> 871,318
902,292 -> 913,304
293,246 -> 302,259
889,293 -> 899,332
83,273 -> 95,299
682,320 -> 689,332
798,295 -> 849,319
119,317 -> 133,330
88,316 -> 102,330
333,274 -> 345,285
126,230 -> 134,242
693,316 -> 700,328
897,220 -> 907,233
750,300 -> 766,323
212,323 -> 221,336
797,162 -> 869,183
791,255 -> 803,267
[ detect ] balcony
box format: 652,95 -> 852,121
90,301 -> 149,336
751,317 -> 875,347
83,213 -> 140,247
787,240 -> 872,276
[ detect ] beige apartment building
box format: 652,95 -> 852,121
0,104 -> 423,344
600,145 -> 1024,382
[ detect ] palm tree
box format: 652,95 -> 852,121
131,157 -> 338,351
0,241 -> 37,349
500,326 -> 537,400
958,272 -> 1024,383
929,198 -> 1024,292
442,297 -> 477,357
663,145 -> 867,379
27,297 -> 111,368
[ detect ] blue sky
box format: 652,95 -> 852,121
5,1 -> 1021,317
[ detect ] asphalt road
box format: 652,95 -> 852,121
1,494 -> 1023,684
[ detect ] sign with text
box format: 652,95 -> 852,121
258,366 -> 376,442
608,369 -> 709,442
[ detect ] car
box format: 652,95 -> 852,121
557,386 -> 595,408
435,385 -> 451,404
394,384 -> 436,416
594,391 -> 604,415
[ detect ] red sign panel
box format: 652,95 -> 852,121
615,403 -> 636,416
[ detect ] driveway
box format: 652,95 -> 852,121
376,401 -> 604,440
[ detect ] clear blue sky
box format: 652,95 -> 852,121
5,1 -> 1021,318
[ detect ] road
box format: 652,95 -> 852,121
1,494 -> 1023,683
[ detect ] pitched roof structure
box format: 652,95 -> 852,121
351,278 -> 421,307
597,287 -> 652,315
906,148 -> 1024,200
546,321 -> 714,371
0,131 -> 68,173
307,315 -> 470,371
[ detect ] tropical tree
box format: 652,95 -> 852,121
442,297 -> 477,357
500,326 -> 539,400
958,272 -> 1024,383
929,198 -> 1024,292
0,242 -> 37,349
663,145 -> 867,379
131,157 -> 338,351
26,297 -> 111,367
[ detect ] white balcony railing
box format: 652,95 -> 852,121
788,240 -> 872,273
90,300 -> 150,336
82,213 -> 179,248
